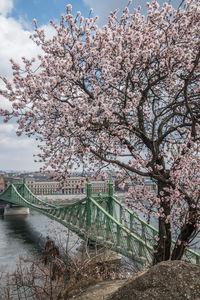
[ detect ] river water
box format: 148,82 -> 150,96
0,210 -> 79,274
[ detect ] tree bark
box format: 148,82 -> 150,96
171,218 -> 197,260
153,182 -> 171,264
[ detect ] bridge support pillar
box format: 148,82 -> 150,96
86,182 -> 92,230
108,176 -> 114,217
4,205 -> 30,216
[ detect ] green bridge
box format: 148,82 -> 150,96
0,178 -> 199,265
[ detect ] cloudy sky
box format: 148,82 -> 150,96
0,0 -> 182,171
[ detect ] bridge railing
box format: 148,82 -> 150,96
10,185 -> 57,211
112,196 -> 157,243
22,184 -> 56,208
112,196 -> 200,264
43,194 -> 153,264
82,194 -> 153,264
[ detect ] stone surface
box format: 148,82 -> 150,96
76,244 -> 122,264
4,206 -> 30,216
69,261 -> 200,300
69,280 -> 125,300
108,260 -> 200,300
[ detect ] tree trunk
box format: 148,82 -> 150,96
171,218 -> 197,260
153,217 -> 171,264
153,182 -> 171,265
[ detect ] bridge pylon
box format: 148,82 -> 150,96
86,182 -> 92,230
108,176 -> 114,217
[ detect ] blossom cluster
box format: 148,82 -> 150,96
0,1 -> 200,248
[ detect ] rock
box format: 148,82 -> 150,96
69,280 -> 125,300
108,260 -> 200,300
68,260 -> 200,300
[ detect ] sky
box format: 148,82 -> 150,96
0,0 -> 182,171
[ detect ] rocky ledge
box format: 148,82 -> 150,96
70,260 -> 200,300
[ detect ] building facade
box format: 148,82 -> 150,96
26,177 -> 86,195
25,177 -> 112,195
119,177 -> 157,193
90,180 -> 110,194
0,176 -> 5,193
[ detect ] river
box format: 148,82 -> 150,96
0,210 -> 79,274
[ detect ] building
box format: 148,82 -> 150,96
25,177 -> 113,196
119,176 -> 157,193
0,175 -> 15,192
61,177 -> 86,195
0,176 -> 5,193
90,180 -> 110,194
26,177 -> 86,195
142,177 -> 157,193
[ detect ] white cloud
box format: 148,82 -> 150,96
0,15 -> 39,78
0,14 -> 55,114
40,23 -> 57,40
0,135 -> 34,149
0,121 -> 35,151
0,2 -> 54,171
0,0 -> 13,17
0,150 -> 41,171
0,118 -> 42,170
0,95 -> 12,110
0,123 -> 16,134
0,125 -> 41,171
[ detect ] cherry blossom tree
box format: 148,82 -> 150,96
0,0 -> 200,263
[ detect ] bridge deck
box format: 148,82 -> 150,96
0,180 -> 199,265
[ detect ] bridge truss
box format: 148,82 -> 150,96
0,179 -> 199,266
